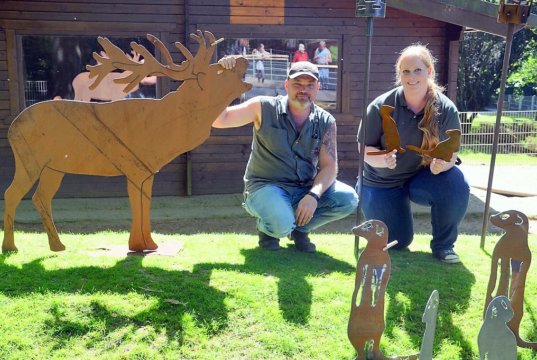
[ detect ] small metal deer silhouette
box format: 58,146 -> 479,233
367,105 -> 405,156
406,129 -> 461,162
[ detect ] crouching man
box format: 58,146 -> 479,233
213,59 -> 358,252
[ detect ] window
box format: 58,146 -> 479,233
217,37 -> 339,111
21,35 -> 157,107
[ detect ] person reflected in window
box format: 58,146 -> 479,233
313,41 -> 332,90
292,43 -> 309,63
252,43 -> 270,83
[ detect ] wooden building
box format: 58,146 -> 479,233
1,0 -> 535,198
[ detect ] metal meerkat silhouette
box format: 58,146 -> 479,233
348,220 -> 418,360
367,105 -> 405,156
2,30 -> 252,253
419,290 -> 439,360
406,129 -> 461,162
478,295 -> 517,360
484,210 -> 536,349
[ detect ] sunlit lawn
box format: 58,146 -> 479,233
1,230 -> 536,359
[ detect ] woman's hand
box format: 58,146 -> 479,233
430,152 -> 458,175
361,146 -> 398,169
430,158 -> 451,175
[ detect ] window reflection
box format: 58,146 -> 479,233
218,38 -> 339,111
22,35 -> 157,107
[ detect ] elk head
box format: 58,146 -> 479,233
87,30 -> 252,97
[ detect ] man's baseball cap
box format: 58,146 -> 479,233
288,61 -> 319,81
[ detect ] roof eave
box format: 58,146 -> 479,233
388,0 -> 536,37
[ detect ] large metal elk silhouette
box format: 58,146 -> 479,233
3,30 -> 251,253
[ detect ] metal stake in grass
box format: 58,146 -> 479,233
354,0 -> 386,260
480,0 -> 534,248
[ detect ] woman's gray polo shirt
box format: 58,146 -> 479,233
244,95 -> 335,194
358,86 -> 460,188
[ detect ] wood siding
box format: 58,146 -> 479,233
0,0 -> 187,198
0,0 -> 460,198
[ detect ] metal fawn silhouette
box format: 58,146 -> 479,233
484,210 -> 536,349
478,295 -> 517,360
406,129 -> 461,162
2,30 -> 252,253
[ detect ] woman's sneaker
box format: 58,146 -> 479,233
433,249 -> 460,264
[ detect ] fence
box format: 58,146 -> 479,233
25,80 -> 49,107
504,95 -> 537,111
459,110 -> 537,155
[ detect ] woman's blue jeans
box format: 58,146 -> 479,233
357,166 -> 469,253
243,180 -> 358,239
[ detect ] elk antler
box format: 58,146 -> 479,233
86,31 -> 219,93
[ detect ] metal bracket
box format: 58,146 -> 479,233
498,0 -> 533,24
355,0 -> 386,18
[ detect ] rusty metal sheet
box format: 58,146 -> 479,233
484,210 -> 537,349
2,30 -> 251,253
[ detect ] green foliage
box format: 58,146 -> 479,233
457,27 -> 537,111
508,32 -> 537,95
1,231 -> 536,359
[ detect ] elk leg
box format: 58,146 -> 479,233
127,176 -> 157,251
32,167 -> 65,251
3,159 -> 38,252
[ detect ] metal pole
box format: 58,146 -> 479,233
355,17 -> 374,258
480,22 -> 515,248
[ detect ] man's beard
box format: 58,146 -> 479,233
293,93 -> 313,107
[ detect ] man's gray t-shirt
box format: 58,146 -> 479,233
245,95 -> 335,194
358,86 -> 460,188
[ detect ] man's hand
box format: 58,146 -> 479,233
295,194 -> 318,226
218,55 -> 237,70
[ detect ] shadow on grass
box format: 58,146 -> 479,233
0,253 -> 226,347
0,244 -> 354,350
194,247 -> 355,325
383,250 -> 476,358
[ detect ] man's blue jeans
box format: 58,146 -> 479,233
243,181 -> 358,239
358,166 -> 469,253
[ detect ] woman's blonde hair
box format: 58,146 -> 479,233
395,44 -> 444,165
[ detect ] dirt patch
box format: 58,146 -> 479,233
12,213 -> 520,237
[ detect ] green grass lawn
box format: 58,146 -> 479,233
458,151 -> 537,165
472,114 -> 536,127
1,230 -> 536,359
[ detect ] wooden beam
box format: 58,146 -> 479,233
5,29 -> 20,115
388,0 -> 535,36
0,19 -> 177,32
230,0 -> 285,25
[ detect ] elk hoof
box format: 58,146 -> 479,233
145,238 -> 158,250
2,245 -> 18,253
50,243 -> 66,252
